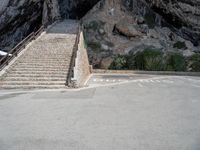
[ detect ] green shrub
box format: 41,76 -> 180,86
189,54 -> 200,72
126,54 -> 136,70
173,41 -> 187,49
143,49 -> 164,71
109,55 -> 127,70
165,52 -> 186,71
108,49 -> 188,72
133,48 -> 164,71
109,49 -> 164,71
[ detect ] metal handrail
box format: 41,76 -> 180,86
66,25 -> 82,87
0,26 -> 44,71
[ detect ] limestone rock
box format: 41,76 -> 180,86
125,0 -> 200,46
114,19 -> 142,38
100,57 -> 114,69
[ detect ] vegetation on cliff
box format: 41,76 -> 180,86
109,49 -> 200,72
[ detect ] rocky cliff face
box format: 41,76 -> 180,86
0,0 -> 43,51
82,0 -> 200,68
125,0 -> 200,46
0,0 -> 61,52
0,0 -> 199,58
0,0 -> 99,52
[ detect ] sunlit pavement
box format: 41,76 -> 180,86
0,74 -> 200,150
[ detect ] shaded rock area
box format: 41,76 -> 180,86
58,0 -> 100,19
83,0 -> 200,69
0,0 -> 100,52
0,0 -> 43,52
0,0 -> 61,52
144,0 -> 200,46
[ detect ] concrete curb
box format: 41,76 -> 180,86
92,69 -> 200,77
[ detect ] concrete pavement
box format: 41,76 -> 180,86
0,75 -> 200,150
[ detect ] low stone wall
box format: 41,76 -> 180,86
93,69 -> 200,77
72,32 -> 91,87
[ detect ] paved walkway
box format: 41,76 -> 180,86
0,75 -> 200,150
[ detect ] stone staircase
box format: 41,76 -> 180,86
0,20 -> 78,89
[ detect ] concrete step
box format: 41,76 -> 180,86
17,60 -> 70,64
2,74 -> 67,78
0,81 -> 66,86
23,52 -> 72,56
21,54 -> 71,57
5,70 -> 68,75
11,63 -> 69,68
20,57 -> 70,61
0,85 -> 68,89
25,49 -> 72,53
2,77 -> 67,82
9,67 -> 68,72
22,51 -> 72,58
13,63 -> 69,67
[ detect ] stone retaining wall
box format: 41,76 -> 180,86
72,32 -> 91,87
93,69 -> 200,77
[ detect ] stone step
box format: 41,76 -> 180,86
24,52 -> 72,55
2,77 -> 67,82
25,52 -> 72,54
0,85 -> 67,89
2,74 -> 67,78
5,70 -> 68,75
17,60 -> 70,63
13,63 -> 69,67
9,67 -> 68,72
22,55 -> 71,58
21,54 -> 70,58
12,62 -> 69,67
25,49 -> 72,52
25,50 -> 71,52
0,81 -> 66,86
20,57 -> 70,61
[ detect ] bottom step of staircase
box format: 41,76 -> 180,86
0,85 -> 68,89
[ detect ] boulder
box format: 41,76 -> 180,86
100,57 -> 114,69
114,20 -> 142,37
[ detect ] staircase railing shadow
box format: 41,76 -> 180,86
0,26 -> 45,71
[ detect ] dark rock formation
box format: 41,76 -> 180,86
58,0 -> 100,19
0,0 -> 43,51
0,0 -> 100,52
124,0 -> 200,46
